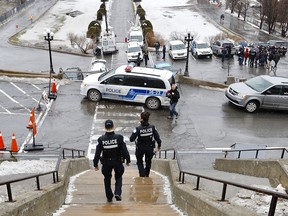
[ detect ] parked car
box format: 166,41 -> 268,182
225,75 -> 288,113
234,41 -> 254,55
126,41 -> 143,62
191,40 -> 212,58
253,41 -> 269,50
154,61 -> 181,77
250,0 -> 261,8
267,40 -> 287,56
211,39 -> 236,56
61,67 -> 84,80
86,58 -> 107,77
168,40 -> 187,60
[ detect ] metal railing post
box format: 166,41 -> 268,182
195,177 -> 200,190
281,149 -> 285,159
36,176 -> 40,190
6,183 -> 13,202
255,150 -> 259,159
268,195 -> 278,216
221,183 -> 227,201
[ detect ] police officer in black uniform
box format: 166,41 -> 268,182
94,119 -> 131,202
130,111 -> 161,177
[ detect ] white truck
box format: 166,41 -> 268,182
101,27 -> 118,54
128,26 -> 144,48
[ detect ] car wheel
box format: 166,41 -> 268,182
245,100 -> 259,113
145,97 -> 160,110
87,89 -> 102,102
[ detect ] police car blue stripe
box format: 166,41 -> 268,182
124,89 -> 164,101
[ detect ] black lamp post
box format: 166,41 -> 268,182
101,0 -> 109,33
184,33 -> 193,77
43,29 -> 55,99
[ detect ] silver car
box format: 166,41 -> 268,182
225,75 -> 288,113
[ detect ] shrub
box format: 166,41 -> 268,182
97,10 -> 103,20
137,8 -> 145,16
141,20 -> 153,30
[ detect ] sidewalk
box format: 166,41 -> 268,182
55,164 -> 182,216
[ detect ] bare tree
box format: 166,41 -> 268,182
277,0 -> 288,37
67,32 -> 91,54
226,0 -> 239,13
262,0 -> 279,34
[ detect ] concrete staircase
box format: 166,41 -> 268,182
56,164 -> 181,216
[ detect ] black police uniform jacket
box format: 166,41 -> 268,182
93,131 -> 131,167
130,122 -> 161,148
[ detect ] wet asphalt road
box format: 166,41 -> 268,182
1,79 -> 287,160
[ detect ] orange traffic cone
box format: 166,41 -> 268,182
10,133 -> 19,153
31,108 -> 35,123
0,131 -> 6,151
51,79 -> 57,93
27,110 -> 34,129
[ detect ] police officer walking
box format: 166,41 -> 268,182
130,111 -> 161,177
93,119 -> 131,202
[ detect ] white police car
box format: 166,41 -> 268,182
80,64 -> 175,109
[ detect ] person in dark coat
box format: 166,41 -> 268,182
162,44 -> 166,59
167,83 -> 180,119
130,111 -> 161,177
136,52 -> 141,66
273,50 -> 280,67
94,120 -> 131,202
143,51 -> 149,67
155,41 -> 160,55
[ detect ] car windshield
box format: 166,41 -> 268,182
197,43 -> 209,48
237,41 -> 248,47
130,35 -> 143,42
223,43 -> 233,47
275,42 -> 286,46
128,46 -> 141,53
99,70 -> 115,81
173,44 -> 185,50
245,76 -> 273,92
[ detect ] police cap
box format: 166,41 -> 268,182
105,119 -> 114,129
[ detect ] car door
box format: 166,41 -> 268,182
262,85 -> 283,109
100,75 -> 126,100
211,41 -> 217,53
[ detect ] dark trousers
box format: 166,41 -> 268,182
136,145 -> 154,177
101,160 -> 124,200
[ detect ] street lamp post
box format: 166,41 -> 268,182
43,29 -> 56,99
184,33 -> 193,77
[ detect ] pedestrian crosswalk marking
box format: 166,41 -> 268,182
87,104 -> 144,161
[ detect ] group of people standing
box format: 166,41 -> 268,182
237,45 -> 281,70
93,84 -> 180,202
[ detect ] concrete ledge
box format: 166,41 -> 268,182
0,157 -> 90,216
152,159 -> 257,216
179,75 -> 228,89
214,158 -> 288,190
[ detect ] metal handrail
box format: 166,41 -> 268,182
155,148 -> 288,216
62,148 -> 86,159
223,147 -> 288,159
0,170 -> 58,202
0,148 -> 86,202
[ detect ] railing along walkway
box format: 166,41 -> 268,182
57,164 -> 180,216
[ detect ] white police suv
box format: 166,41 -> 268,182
80,64 -> 175,109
